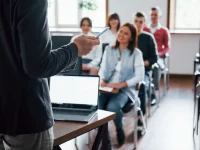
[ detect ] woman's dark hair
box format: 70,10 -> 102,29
107,13 -> 121,31
80,17 -> 92,28
114,23 -> 138,54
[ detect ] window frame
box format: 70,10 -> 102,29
167,0 -> 200,34
48,0 -> 108,29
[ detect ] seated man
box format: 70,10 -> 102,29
144,6 -> 170,73
133,12 -> 158,105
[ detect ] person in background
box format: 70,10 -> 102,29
134,12 -> 158,106
144,6 -> 170,104
71,17 -> 102,75
101,13 -> 121,46
0,0 -> 100,149
144,6 -> 170,69
98,23 -> 144,149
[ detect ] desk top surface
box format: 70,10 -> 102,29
53,110 -> 116,146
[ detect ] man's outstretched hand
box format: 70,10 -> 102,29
73,35 -> 100,56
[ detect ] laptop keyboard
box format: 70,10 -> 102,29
53,109 -> 92,116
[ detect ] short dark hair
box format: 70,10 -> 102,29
107,13 -> 121,31
114,23 -> 138,54
135,12 -> 146,21
80,17 -> 92,28
151,6 -> 162,16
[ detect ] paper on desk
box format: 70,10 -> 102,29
99,86 -> 113,92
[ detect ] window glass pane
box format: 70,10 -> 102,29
81,0 -> 106,27
176,0 -> 200,29
57,0 -> 79,25
48,0 -> 55,27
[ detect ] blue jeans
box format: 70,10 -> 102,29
98,91 -> 129,130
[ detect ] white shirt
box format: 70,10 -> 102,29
148,23 -> 162,34
70,32 -> 102,67
109,61 -> 121,83
100,29 -> 117,46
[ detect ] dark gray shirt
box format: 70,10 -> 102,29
0,0 -> 78,135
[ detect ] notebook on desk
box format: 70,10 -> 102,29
49,75 -> 99,122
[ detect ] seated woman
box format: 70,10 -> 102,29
99,23 -> 144,148
98,23 -> 144,148
71,17 -> 102,75
101,13 -> 121,46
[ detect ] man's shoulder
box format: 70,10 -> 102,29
140,31 -> 154,40
141,31 -> 152,36
143,26 -> 150,32
160,26 -> 170,33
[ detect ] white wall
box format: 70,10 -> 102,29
109,0 -> 167,25
109,0 -> 200,74
170,34 -> 199,74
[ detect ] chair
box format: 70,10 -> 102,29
193,80 -> 200,138
122,81 -> 147,149
99,43 -> 109,65
193,53 -> 200,101
193,39 -> 200,137
193,58 -> 200,138
160,53 -> 170,96
83,82 -> 147,150
147,63 -> 160,117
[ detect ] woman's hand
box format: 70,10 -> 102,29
82,64 -> 90,71
107,83 -> 121,89
100,80 -> 107,87
111,88 -> 119,94
107,82 -> 127,89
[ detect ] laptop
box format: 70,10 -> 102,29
49,75 -> 99,122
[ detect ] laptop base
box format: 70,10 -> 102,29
53,107 -> 97,122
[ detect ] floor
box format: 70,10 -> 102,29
137,76 -> 195,150
98,76 -> 195,150
61,76 -> 198,150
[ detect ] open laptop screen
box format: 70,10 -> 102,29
50,75 -> 99,106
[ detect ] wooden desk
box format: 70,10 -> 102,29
53,110 -> 116,150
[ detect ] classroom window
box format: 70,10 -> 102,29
48,0 -> 107,28
169,0 -> 200,32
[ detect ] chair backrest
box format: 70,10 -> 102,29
51,35 -> 72,50
102,43 -> 109,54
152,63 -> 160,90
99,43 -> 109,65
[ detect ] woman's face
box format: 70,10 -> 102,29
81,20 -> 91,34
109,19 -> 119,29
117,26 -> 132,44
